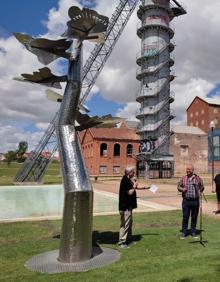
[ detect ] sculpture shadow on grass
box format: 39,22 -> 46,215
92,231 -> 159,246
53,231 -> 159,245
92,231 -> 119,245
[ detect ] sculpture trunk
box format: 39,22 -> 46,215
56,41 -> 93,263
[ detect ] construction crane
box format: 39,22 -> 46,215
14,0 -> 139,183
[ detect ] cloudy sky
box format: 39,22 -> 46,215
0,0 -> 220,153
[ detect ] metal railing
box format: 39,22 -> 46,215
137,21 -> 175,39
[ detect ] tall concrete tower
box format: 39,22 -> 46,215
136,0 -> 186,178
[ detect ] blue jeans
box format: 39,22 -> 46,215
182,198 -> 199,235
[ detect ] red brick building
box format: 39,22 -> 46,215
187,96 -> 220,133
79,125 -> 140,177
170,125 -> 208,175
78,122 -> 210,177
76,96 -> 220,177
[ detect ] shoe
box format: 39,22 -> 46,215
119,243 -> 130,249
128,240 -> 137,245
191,233 -> 198,239
215,210 -> 220,214
180,233 -> 186,240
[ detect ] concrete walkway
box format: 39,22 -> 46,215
93,179 -> 220,219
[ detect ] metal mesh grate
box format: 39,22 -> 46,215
25,247 -> 120,273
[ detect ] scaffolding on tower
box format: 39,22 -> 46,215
135,0 -> 186,178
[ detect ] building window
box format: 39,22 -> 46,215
195,111 -> 198,116
201,109 -> 204,115
113,166 -> 120,174
190,113 -> 193,118
90,144 -> 93,157
114,143 -> 120,156
99,166 -> 107,174
213,108 -> 218,114
88,144 -> 90,157
201,120 -> 204,125
180,145 -> 189,156
127,144 -> 133,156
100,143 -> 107,156
195,121 -> 199,126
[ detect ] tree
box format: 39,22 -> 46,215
16,141 -> 28,162
4,151 -> 17,166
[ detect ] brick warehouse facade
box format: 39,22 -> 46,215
187,96 -> 220,173
78,124 -> 209,177
170,125 -> 208,175
187,96 -> 220,133
76,96 -> 220,178
79,125 -> 140,177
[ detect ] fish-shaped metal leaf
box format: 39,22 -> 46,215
14,32 -> 72,64
62,6 -> 108,42
14,67 -> 67,89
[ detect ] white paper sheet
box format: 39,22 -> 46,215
149,184 -> 158,193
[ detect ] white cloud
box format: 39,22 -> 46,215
116,102 -> 139,121
171,78 -> 214,125
1,0 -> 220,152
0,123 -> 44,152
97,0 -> 220,123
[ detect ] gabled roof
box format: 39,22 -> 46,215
118,120 -> 139,129
88,127 -> 140,141
187,96 -> 220,111
203,97 -> 220,106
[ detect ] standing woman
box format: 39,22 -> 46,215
213,173 -> 220,214
118,167 -> 138,248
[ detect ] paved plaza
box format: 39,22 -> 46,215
93,179 -> 220,219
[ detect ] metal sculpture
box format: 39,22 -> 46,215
14,67 -> 67,89
13,33 -> 72,64
56,7 -> 108,262
14,0 -> 139,184
14,6 -> 108,263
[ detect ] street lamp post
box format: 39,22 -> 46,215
210,121 -> 215,191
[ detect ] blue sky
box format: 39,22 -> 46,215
1,0 -> 220,152
0,1 -> 59,37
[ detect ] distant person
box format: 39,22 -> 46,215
213,173 -> 220,214
177,165 -> 204,239
118,166 -> 138,249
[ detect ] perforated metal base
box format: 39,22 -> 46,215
25,247 -> 120,273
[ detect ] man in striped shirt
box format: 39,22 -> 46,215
177,165 -> 204,239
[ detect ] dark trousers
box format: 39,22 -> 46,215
182,199 -> 200,234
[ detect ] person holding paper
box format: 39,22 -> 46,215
177,164 -> 204,239
118,166 -> 138,249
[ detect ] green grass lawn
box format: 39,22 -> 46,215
0,211 -> 220,282
206,194 -> 217,201
0,162 -> 62,185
